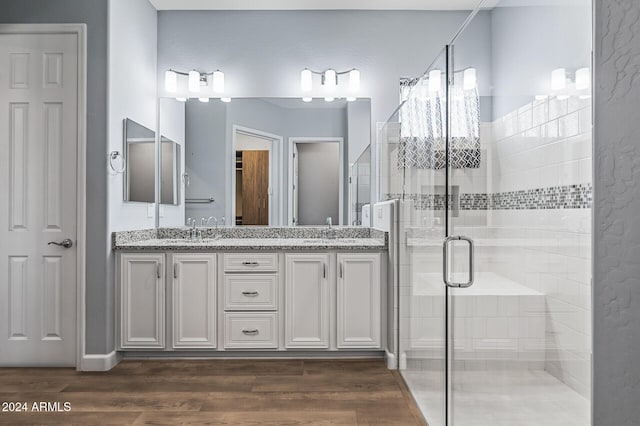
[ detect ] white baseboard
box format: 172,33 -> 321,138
385,350 -> 398,369
80,351 -> 121,371
399,352 -> 407,370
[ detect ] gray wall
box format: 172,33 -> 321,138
157,10 -> 481,204
594,0 -> 640,423
297,143 -> 340,226
0,0 -> 111,355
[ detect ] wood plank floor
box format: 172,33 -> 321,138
0,359 -> 426,425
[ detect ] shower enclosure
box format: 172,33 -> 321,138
379,1 -> 592,424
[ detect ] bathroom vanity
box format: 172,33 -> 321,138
112,227 -> 388,356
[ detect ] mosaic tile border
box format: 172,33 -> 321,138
384,183 -> 592,211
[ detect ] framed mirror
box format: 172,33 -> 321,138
157,97 -> 371,227
123,118 -> 156,203
160,136 -> 181,205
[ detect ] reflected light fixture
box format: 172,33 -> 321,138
165,70 -> 177,93
428,69 -> 441,93
463,68 -> 477,90
551,68 -> 567,91
324,69 -> 337,92
575,67 -> 590,91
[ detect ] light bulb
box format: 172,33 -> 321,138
428,69 -> 441,93
221,97 -> 231,103
324,69 -> 337,92
212,70 -> 225,93
198,97 -> 209,103
188,70 -> 200,93
349,69 -> 360,92
575,67 -> 590,91
301,69 -> 313,92
324,96 -> 335,102
463,68 -> 476,90
551,68 -> 566,91
165,70 -> 177,93
176,97 -> 187,102
302,97 -> 312,102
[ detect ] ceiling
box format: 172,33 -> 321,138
149,0 -> 485,11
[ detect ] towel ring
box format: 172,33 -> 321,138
109,151 -> 126,173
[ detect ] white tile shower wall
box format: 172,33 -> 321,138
488,96 -> 592,397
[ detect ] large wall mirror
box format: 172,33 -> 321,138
157,97 -> 371,227
160,136 -> 181,205
124,118 -> 156,203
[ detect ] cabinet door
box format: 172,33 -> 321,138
285,254 -> 330,348
172,253 -> 217,349
337,253 -> 381,348
120,253 -> 165,349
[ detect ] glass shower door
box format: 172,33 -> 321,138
446,0 -> 592,424
383,50 -> 450,426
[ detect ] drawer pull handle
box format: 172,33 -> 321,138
241,261 -> 259,266
242,328 -> 259,335
242,291 -> 259,297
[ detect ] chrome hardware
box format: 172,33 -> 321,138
442,236 -> 474,288
47,238 -> 73,249
242,329 -> 259,335
241,261 -> 259,266
242,291 -> 259,297
156,263 -> 161,279
108,151 -> 125,173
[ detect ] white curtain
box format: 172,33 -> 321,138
398,78 -> 481,169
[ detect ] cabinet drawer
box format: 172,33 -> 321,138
224,313 -> 278,349
223,253 -> 278,272
224,274 -> 277,310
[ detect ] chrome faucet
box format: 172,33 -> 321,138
326,217 -> 332,229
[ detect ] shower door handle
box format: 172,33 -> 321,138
442,236 -> 474,288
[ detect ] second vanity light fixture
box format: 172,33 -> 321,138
164,68 -> 227,102
300,67 -> 360,102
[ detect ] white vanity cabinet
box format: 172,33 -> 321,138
171,253 -> 217,349
285,253 -> 331,348
337,253 -> 381,348
119,253 -> 165,349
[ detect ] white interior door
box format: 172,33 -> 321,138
0,32 -> 78,366
292,143 -> 299,226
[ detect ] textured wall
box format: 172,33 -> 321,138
594,0 -> 640,424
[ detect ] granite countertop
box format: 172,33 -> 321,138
112,227 -> 387,251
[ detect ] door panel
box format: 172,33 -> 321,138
0,32 -> 78,366
242,150 -> 269,225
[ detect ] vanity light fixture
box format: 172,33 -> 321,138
164,68 -> 226,95
299,67 -> 361,101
